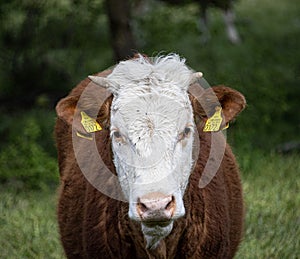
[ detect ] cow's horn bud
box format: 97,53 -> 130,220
193,72 -> 203,79
190,72 -> 203,84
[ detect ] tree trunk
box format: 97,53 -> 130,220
106,0 -> 137,61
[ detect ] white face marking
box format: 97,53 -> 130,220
111,89 -> 194,190
106,55 -> 196,248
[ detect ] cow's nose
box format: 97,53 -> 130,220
136,192 -> 175,221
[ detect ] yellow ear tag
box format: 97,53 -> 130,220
203,106 -> 224,132
221,123 -> 229,130
76,131 -> 93,141
80,111 -> 102,133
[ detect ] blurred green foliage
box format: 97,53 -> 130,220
0,110 -> 58,189
0,0 -> 299,188
0,0 -> 111,107
133,0 -> 300,149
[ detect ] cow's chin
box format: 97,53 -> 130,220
141,221 -> 174,250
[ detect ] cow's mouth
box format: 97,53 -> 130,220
141,221 -> 174,249
142,219 -> 172,228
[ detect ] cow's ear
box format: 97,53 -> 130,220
56,82 -> 112,133
56,95 -> 84,132
212,85 -> 246,124
189,85 -> 246,125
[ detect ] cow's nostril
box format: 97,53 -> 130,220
137,198 -> 149,213
165,196 -> 175,211
136,193 -> 176,220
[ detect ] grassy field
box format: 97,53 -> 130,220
236,152 -> 300,258
0,188 -> 64,259
1,152 -> 299,258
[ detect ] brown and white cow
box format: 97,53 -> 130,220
55,54 -> 246,258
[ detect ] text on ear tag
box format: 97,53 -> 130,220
80,111 -> 102,133
203,106 -> 224,132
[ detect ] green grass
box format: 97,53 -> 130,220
236,152 -> 300,258
0,188 -> 64,259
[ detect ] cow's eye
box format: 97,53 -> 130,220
178,126 -> 193,141
113,131 -> 121,138
111,130 -> 123,142
184,127 -> 191,136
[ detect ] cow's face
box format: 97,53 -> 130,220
90,55 -> 199,249
111,90 -> 194,248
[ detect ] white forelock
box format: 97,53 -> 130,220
107,54 -> 193,93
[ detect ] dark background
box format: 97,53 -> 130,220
0,0 -> 299,187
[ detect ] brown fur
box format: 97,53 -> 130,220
55,69 -> 245,258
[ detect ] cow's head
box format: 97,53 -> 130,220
57,54 -> 245,249
89,55 -> 245,249
88,55 -> 199,248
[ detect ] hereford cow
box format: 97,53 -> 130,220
55,54 -> 246,258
